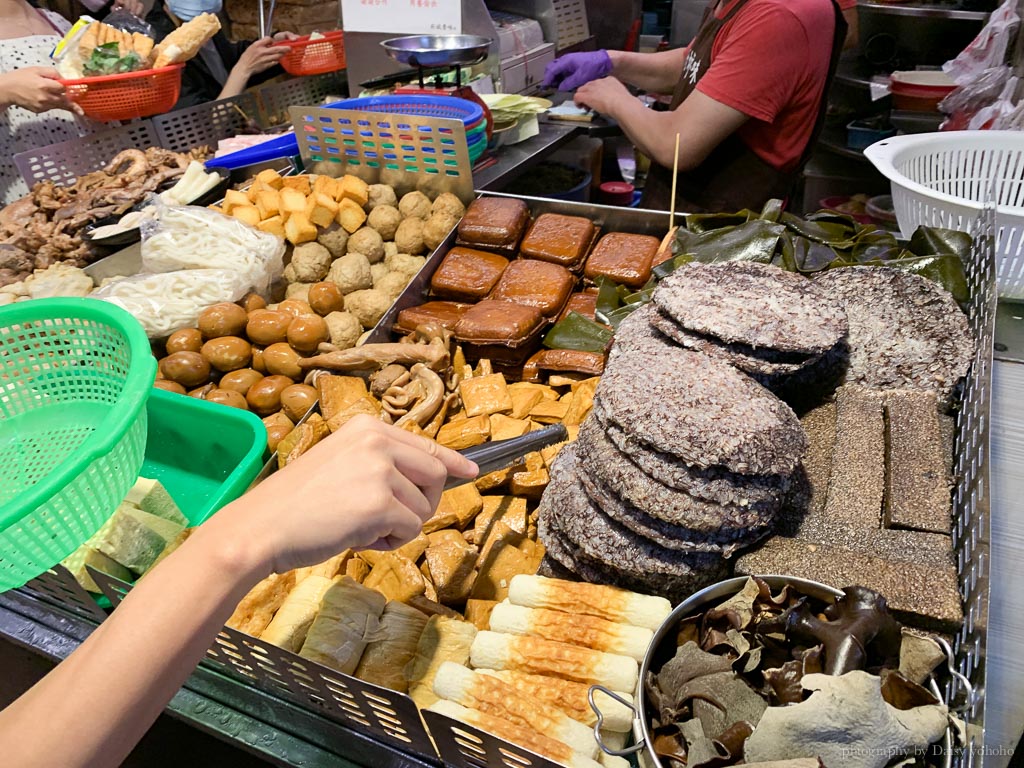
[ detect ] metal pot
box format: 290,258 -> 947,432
587,575 -> 956,768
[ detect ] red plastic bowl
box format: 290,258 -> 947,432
280,31 -> 346,76
890,71 -> 956,112
60,64 -> 184,122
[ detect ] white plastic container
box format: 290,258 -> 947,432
865,131 -> 1024,298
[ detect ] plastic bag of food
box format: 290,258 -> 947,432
92,269 -> 253,339
943,0 -> 1019,85
139,201 -> 285,296
102,9 -> 155,38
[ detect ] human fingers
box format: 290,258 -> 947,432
541,58 -> 572,89
379,422 -> 478,479
388,465 -> 434,522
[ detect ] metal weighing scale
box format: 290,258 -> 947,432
380,34 -> 494,140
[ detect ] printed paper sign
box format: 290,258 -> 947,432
342,0 -> 462,35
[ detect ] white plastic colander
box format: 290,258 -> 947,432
864,131 -> 1024,298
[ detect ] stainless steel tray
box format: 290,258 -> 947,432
14,196 -> 995,768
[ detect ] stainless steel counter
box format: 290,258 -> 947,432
473,120 -> 582,190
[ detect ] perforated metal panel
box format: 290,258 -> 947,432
152,94 -> 260,155
553,0 -> 590,50
290,107 -> 475,205
14,121 -> 159,188
203,626 -> 440,759
22,565 -> 107,623
257,72 -> 345,128
423,710 -> 566,768
949,204 -> 996,768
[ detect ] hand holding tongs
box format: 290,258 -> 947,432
443,423 -> 568,491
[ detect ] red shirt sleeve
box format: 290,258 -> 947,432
695,4 -> 813,124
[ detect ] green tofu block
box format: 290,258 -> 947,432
88,503 -> 183,574
124,478 -> 188,527
62,546 -> 133,593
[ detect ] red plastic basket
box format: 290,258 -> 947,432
279,31 -> 346,76
60,65 -> 184,122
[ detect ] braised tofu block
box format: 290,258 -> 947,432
584,232 -> 661,288
489,260 -> 575,318
430,247 -> 510,302
519,213 -> 595,269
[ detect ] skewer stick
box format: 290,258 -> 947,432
669,132 -> 681,232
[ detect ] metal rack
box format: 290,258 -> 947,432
13,122 -> 160,187
152,94 -> 261,155
258,71 -> 347,127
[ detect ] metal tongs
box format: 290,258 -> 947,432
444,424 -> 568,491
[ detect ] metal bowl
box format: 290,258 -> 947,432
380,35 -> 492,68
589,575 -> 955,768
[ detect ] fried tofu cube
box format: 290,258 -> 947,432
284,212 -> 317,245
345,557 -> 370,583
474,466 -> 515,492
507,386 -> 545,420
459,373 -> 513,418
338,174 -> 369,207
223,188 -> 250,213
529,399 -> 570,424
255,189 -> 281,220
363,553 -> 425,602
318,376 -> 368,421
540,424 -> 579,468
231,205 -> 261,227
488,414 -> 532,442
473,527 -> 535,601
509,382 -> 559,401
255,168 -> 285,190
464,599 -> 498,631
510,467 -> 550,499
475,496 -> 529,552
313,174 -> 338,198
307,193 -> 339,229
256,215 -> 286,240
277,414 -> 331,469
280,187 -> 307,215
325,396 -> 380,432
564,378 -> 598,426
437,415 -> 491,451
337,197 -> 367,233
281,175 -> 312,195
424,541 -> 478,605
423,483 -> 483,534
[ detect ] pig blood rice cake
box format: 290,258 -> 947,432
649,307 -> 817,377
812,266 -> 974,406
595,346 -> 807,476
575,418 -> 779,543
653,261 -> 848,355
591,399 -> 788,507
538,445 -> 727,598
607,302 -> 674,359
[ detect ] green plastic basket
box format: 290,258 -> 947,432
0,298 -> 155,590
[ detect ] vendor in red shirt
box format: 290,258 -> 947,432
544,0 -> 851,212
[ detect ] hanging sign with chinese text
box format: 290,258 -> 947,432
341,0 -> 462,35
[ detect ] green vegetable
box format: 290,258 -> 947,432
542,312 -> 614,353
672,219 -> 786,265
908,227 -> 972,259
82,42 -> 144,76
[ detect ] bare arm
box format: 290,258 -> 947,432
607,48 -> 689,95
575,78 -> 749,172
0,416 -> 477,768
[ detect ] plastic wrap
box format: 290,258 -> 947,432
92,269 -> 253,338
93,202 -> 285,338
102,10 -> 155,38
943,0 -> 1019,85
139,201 -> 284,294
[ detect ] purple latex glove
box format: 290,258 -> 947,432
542,51 -> 613,91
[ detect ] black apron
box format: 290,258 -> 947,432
641,0 -> 847,213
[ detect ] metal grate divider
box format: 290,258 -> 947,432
289,106 -> 474,205
13,122 -> 159,188
152,94 -> 261,155
257,72 -> 345,128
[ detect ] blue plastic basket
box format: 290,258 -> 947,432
329,95 -> 483,126
210,96 -> 484,172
